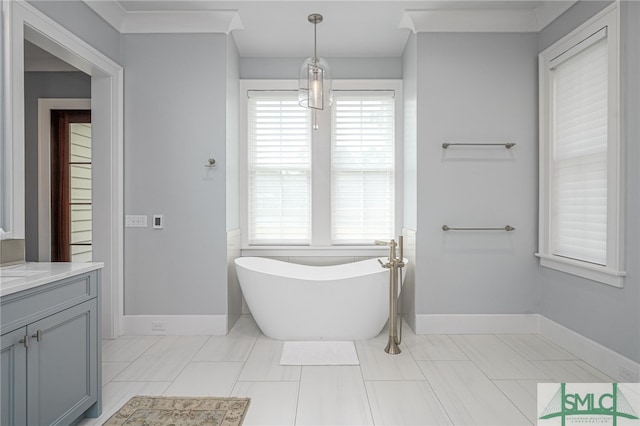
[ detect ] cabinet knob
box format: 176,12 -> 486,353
31,330 -> 43,342
18,335 -> 29,349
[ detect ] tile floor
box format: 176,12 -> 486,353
79,315 -> 614,426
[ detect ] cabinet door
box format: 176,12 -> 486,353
27,299 -> 97,426
1,328 -> 28,426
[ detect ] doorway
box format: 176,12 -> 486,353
6,1 -> 125,338
50,110 -> 92,262
36,99 -> 91,262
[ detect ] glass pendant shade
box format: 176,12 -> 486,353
298,56 -> 331,110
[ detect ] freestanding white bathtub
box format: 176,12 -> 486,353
234,257 -> 407,341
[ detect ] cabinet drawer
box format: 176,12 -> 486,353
1,272 -> 97,335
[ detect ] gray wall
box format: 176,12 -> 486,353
538,1 -> 612,52
538,1 -> 640,363
20,0 -> 640,362
226,37 -> 240,232
27,1 -> 121,64
401,33 -> 418,328
23,71 -> 91,262
240,57 -> 402,79
226,36 -> 243,326
122,34 -> 230,315
414,33 -> 539,315
402,34 -> 418,231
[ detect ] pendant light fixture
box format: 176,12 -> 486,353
298,13 -> 331,130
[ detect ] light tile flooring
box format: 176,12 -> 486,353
79,315 -> 614,426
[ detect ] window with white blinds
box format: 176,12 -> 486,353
331,92 -> 394,243
247,93 -> 311,244
550,32 -> 608,265
538,3 -> 624,287
243,81 -> 400,248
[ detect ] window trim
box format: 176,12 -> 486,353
239,79 -> 403,251
537,2 -> 625,287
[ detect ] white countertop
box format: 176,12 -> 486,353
0,262 -> 104,297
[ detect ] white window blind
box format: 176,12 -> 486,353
331,92 -> 395,243
550,34 -> 608,265
248,93 -> 311,244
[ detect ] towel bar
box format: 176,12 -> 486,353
442,225 -> 515,232
442,142 -> 515,149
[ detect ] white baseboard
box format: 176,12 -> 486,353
539,316 -> 640,383
415,314 -> 539,334
412,313 -> 639,383
122,315 -> 228,336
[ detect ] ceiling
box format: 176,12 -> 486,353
86,0 -> 577,58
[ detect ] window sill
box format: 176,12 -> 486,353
535,253 -> 625,288
241,246 -> 389,258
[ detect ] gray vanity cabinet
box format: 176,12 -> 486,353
0,270 -> 101,426
1,328 -> 28,426
27,299 -> 98,425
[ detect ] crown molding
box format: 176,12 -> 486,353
534,1 -> 577,30
83,1 -> 244,34
400,9 -> 539,32
84,0 -> 127,31
400,1 -> 577,33
120,11 -> 243,34
85,0 -> 573,35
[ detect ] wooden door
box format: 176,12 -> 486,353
51,110 -> 92,262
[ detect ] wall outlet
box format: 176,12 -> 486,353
151,321 -> 166,332
620,366 -> 638,382
125,215 -> 147,228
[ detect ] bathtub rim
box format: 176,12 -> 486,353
234,256 -> 408,282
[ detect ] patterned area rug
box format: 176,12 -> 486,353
103,396 -> 250,426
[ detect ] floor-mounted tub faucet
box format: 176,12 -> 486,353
375,237 -> 405,354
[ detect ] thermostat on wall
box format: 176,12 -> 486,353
152,214 -> 163,229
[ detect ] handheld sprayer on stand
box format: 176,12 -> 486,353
375,236 -> 405,355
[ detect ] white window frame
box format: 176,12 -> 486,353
239,79 -> 403,255
537,2 -> 625,287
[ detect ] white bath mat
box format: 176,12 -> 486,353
280,341 -> 360,366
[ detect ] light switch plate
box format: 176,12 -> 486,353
125,215 -> 147,228
153,214 -> 163,229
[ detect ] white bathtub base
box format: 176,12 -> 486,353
235,257 -> 404,341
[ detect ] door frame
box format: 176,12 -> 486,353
5,1 -> 124,338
